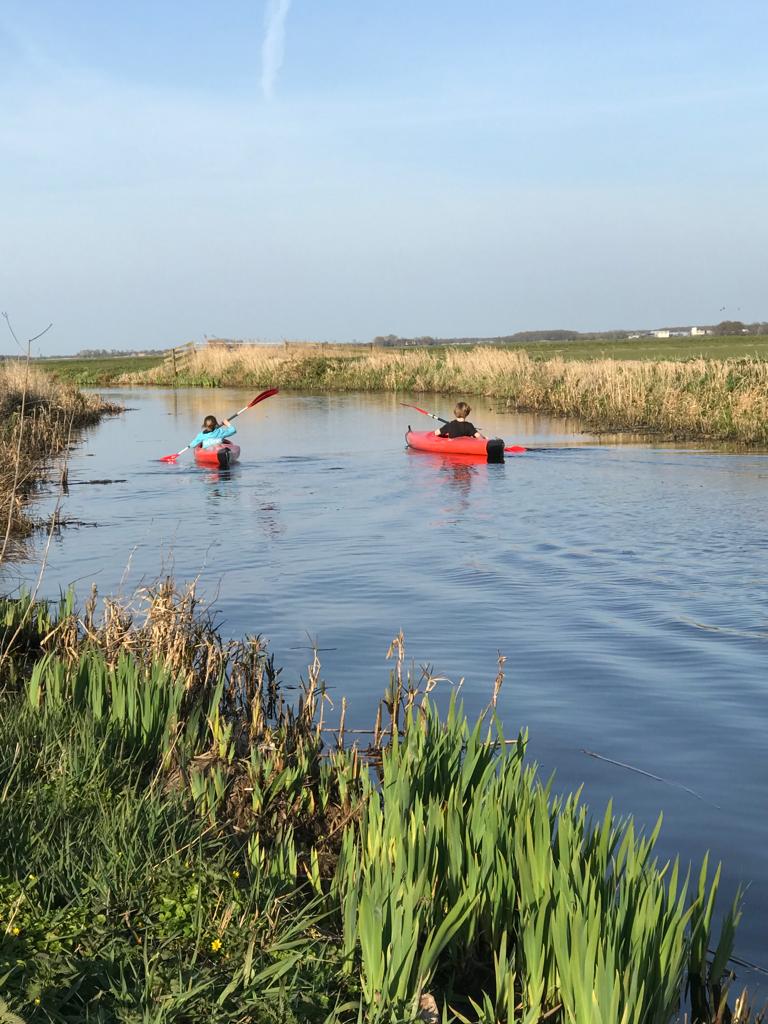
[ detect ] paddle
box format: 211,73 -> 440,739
399,401 -> 449,424
399,401 -> 527,453
159,387 -> 279,462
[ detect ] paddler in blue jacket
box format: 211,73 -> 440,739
188,415 -> 237,450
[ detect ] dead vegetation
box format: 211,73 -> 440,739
0,360 -> 121,545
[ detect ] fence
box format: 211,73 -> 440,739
163,341 -> 197,377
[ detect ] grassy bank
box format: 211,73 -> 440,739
123,344 -> 768,445
0,582 -> 757,1023
0,363 -> 120,543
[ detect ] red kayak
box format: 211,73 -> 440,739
193,443 -> 241,468
406,430 -> 506,462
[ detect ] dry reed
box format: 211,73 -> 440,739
0,361 -> 120,542
124,344 -> 768,445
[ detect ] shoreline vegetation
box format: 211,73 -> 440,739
0,363 -> 120,545
114,343 -> 768,446
0,581 -> 760,1023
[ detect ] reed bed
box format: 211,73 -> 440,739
123,344 -> 768,444
0,362 -> 120,542
0,583 -> 761,1023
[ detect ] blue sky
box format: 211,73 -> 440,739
1,1 -> 767,353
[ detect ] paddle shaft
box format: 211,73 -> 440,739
399,402 -> 448,424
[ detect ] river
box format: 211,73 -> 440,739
6,387 -> 768,972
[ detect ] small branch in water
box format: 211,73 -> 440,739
67,479 -> 127,486
581,748 -> 717,806
40,515 -> 100,529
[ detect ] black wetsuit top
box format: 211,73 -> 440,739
439,420 -> 478,438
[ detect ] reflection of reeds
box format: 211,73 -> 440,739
0,362 -> 120,543
124,344 -> 768,444
0,582 -> 759,1022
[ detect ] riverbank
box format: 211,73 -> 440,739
120,344 -> 768,445
0,582 -> 754,1023
0,363 -> 120,543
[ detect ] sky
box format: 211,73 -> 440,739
1,0 -> 767,354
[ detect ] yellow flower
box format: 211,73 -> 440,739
210,938 -> 222,952
27,874 -> 37,882
231,869 -> 240,879
34,998 -> 41,1006
12,926 -> 20,935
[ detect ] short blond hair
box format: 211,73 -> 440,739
454,401 -> 471,418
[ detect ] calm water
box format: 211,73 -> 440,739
6,388 -> 768,969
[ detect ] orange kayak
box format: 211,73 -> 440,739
405,430 -> 506,462
193,443 -> 241,468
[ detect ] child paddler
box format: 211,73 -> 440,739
188,415 -> 237,450
434,402 -> 486,439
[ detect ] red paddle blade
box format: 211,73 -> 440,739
504,445 -> 527,453
247,387 -> 279,409
399,402 -> 430,415
159,453 -> 180,462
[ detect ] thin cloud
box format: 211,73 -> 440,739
261,0 -> 292,100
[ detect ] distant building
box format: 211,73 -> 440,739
690,327 -> 710,336
652,329 -> 670,338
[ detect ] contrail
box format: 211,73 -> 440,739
261,0 -> 292,99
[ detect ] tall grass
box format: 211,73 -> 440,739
123,344 -> 768,444
0,585 -> 761,1022
0,363 -> 120,542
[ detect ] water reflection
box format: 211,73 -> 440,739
255,501 -> 284,539
201,467 -> 239,507
406,450 -> 499,525
437,458 -> 478,513
202,467 -> 235,487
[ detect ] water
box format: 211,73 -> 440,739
6,388 -> 768,970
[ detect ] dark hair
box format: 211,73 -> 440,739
454,401 -> 471,418
202,415 -> 218,433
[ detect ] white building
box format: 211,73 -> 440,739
653,329 -> 670,338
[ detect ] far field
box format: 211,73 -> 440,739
497,333 -> 768,361
32,354 -> 164,385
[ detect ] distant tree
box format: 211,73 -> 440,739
715,320 -> 746,335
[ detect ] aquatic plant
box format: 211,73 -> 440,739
0,585 -> 761,1022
